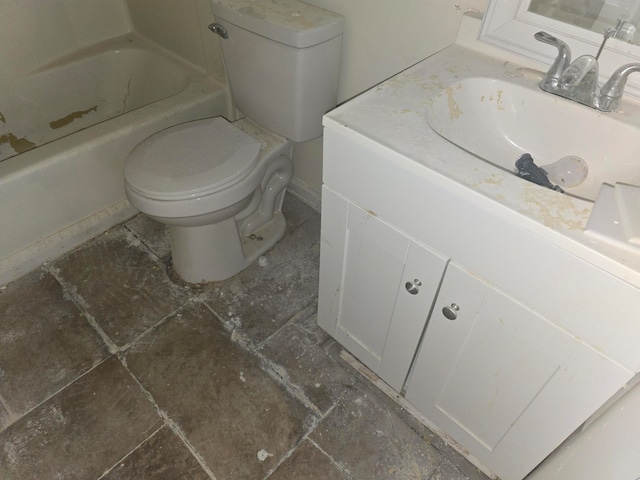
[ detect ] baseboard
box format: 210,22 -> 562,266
288,177 -> 321,212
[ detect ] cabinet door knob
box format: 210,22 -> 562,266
442,303 -> 460,320
405,279 -> 422,295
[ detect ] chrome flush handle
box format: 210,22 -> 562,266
208,23 -> 228,39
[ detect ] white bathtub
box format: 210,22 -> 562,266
0,35 -> 230,285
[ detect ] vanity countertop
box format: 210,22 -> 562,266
323,16 -> 640,290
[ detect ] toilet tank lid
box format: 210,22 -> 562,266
211,0 -> 344,48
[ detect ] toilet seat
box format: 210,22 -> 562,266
125,117 -> 261,201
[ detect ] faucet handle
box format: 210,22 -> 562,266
535,31 -> 572,87
597,63 -> 640,111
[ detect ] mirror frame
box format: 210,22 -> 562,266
480,0 -> 640,99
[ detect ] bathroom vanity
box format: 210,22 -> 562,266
317,17 -> 640,480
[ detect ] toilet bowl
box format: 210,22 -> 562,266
125,117 -> 292,283
123,0 -> 343,283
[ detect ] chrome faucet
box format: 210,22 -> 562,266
534,32 -> 571,90
535,30 -> 640,112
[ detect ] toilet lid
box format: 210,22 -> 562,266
125,117 -> 261,200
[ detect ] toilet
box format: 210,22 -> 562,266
124,0 -> 344,283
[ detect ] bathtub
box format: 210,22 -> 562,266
0,34 -> 230,285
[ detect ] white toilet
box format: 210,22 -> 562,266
124,0 -> 344,283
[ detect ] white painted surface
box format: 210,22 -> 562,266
406,263 -> 628,480
319,190 -> 447,389
528,380 -> 640,480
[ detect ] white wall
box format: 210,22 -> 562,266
290,0 -> 488,205
126,0 -> 228,86
0,0 -> 132,77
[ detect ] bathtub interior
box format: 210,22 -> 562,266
0,0 -> 234,285
1,34 -> 196,162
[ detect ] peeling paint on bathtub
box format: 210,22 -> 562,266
49,106 -> 98,130
0,133 -> 36,155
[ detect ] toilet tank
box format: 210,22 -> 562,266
211,0 -> 344,142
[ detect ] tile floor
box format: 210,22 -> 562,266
0,193 -> 490,480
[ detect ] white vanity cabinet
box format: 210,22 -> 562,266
405,262 -> 627,480
318,187 -> 447,392
318,125 -> 635,480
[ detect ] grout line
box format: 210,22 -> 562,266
117,354 -> 219,480
0,392 -> 18,428
2,355 -> 114,432
96,424 -> 165,479
122,221 -> 169,264
200,299 -> 325,417
115,297 -> 196,355
306,437 -> 356,480
46,264 -> 120,354
255,298 -> 318,350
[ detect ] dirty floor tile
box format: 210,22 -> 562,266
310,381 -> 444,480
0,400 -> 12,431
260,306 -> 357,414
0,357 -> 162,480
101,425 -> 210,480
283,192 -> 317,233
205,214 -> 321,345
0,193 -> 490,480
125,302 -> 313,479
268,439 -> 350,480
124,214 -> 171,260
0,269 -> 110,417
53,227 -> 190,347
428,457 -> 489,480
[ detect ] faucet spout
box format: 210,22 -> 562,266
559,55 -> 598,87
534,31 -> 571,89
558,55 -> 599,104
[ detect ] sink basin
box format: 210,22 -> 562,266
426,77 -> 640,201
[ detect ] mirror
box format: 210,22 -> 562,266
529,0 -> 640,45
480,0 -> 640,99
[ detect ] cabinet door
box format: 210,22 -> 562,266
318,187 -> 447,391
405,263 -> 630,480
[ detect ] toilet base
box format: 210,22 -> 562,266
169,211 -> 287,283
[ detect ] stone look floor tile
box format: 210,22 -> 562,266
268,439 -> 350,480
125,302 -> 313,480
205,214 -> 321,345
261,305 -> 357,414
101,425 -> 210,480
0,400 -> 12,431
54,227 -> 190,347
282,193 -> 317,233
124,215 -> 171,260
428,457 -> 484,480
310,381 -> 444,480
0,269 -> 110,418
0,357 -> 162,480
